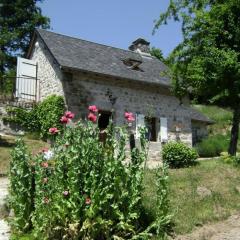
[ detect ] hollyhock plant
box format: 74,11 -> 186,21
65,111 -> 75,119
85,197 -> 91,205
125,112 -> 135,122
43,150 -> 54,160
88,112 -> 97,123
60,116 -> 69,124
49,127 -> 59,135
43,197 -> 50,204
43,178 -> 48,184
41,162 -> 49,168
63,191 -> 69,196
88,105 -> 98,113
41,147 -> 49,153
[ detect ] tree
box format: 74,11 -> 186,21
150,47 -> 164,62
154,0 -> 240,156
0,0 -> 50,78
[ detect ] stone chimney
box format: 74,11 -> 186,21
129,38 -> 150,54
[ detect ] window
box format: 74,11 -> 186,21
122,58 -> 144,72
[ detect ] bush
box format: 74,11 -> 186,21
162,142 -> 198,168
3,95 -> 65,139
195,134 -> 229,157
220,152 -> 240,166
10,108 -> 172,239
37,95 -> 65,139
3,106 -> 40,133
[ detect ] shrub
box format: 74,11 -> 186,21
220,152 -> 240,166
162,142 -> 198,168
9,138 -> 34,232
3,106 -> 40,133
3,95 -> 65,139
10,108 -> 172,239
37,95 -> 65,139
195,134 -> 229,157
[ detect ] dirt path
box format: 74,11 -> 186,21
0,178 -> 10,240
175,213 -> 240,240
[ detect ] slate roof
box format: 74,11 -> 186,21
35,29 -> 170,87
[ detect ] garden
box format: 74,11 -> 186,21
0,96 -> 238,240
7,102 -> 172,240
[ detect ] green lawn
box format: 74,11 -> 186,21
143,160 -> 240,235
0,135 -> 48,175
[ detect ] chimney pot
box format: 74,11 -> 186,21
129,38 -> 150,53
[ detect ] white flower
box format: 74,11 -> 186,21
43,150 -> 54,160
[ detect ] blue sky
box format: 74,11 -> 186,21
39,0 -> 182,57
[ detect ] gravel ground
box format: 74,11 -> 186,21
174,213 -> 240,240
0,178 -> 10,240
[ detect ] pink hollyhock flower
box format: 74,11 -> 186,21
63,190 -> 69,196
124,112 -> 135,122
43,178 -> 48,184
49,127 -> 59,135
85,197 -> 91,205
43,197 -> 50,204
41,147 -> 49,153
65,111 -> 75,119
88,105 -> 98,113
60,116 -> 69,124
41,162 -> 49,168
88,113 -> 97,123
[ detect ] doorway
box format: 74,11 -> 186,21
145,117 -> 157,142
98,111 -> 112,143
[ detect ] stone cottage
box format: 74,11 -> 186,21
17,29 -> 212,159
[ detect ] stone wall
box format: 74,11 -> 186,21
29,38 -> 64,101
63,71 -> 193,147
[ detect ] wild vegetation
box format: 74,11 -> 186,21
192,105 -> 240,157
3,95 -> 65,139
9,107 -> 172,239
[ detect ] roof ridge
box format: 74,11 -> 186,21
36,29 -> 149,57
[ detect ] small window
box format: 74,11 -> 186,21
122,58 -> 144,72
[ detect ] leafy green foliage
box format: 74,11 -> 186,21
10,112 -> 172,239
220,152 -> 240,166
162,142 -> 198,168
37,95 -> 65,139
150,47 -> 164,62
3,95 -> 65,139
9,138 -> 34,232
195,134 -> 229,157
151,164 -> 172,238
0,0 -> 50,76
154,0 -> 240,155
3,106 -> 40,133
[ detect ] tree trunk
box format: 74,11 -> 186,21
228,106 -> 240,156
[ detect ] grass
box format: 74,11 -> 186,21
192,105 -> 240,156
143,160 -> 240,235
0,135 -> 48,175
192,105 -> 233,137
